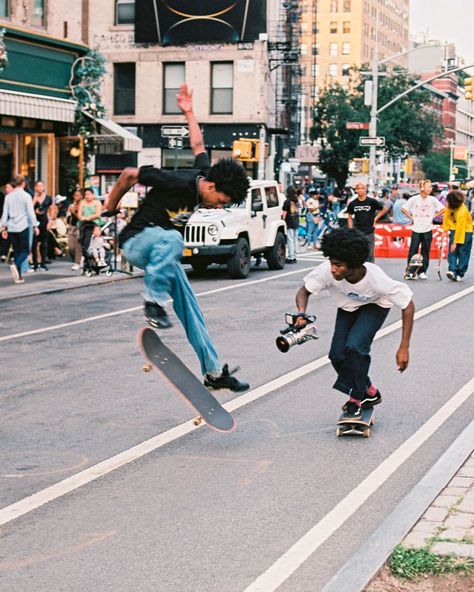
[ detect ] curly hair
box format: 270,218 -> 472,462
321,228 -> 370,268
206,158 -> 250,205
446,190 -> 464,211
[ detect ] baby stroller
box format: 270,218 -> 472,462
80,221 -> 113,278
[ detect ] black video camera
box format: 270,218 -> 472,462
275,313 -> 318,353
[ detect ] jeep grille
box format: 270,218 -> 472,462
185,224 -> 206,244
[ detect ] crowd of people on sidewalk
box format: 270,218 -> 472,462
0,175 -> 129,284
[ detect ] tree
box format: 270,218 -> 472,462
310,67 -> 443,187
421,150 -> 450,181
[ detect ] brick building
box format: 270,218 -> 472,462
86,0 -> 287,192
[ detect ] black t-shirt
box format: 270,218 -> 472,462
346,197 -> 383,235
282,198 -> 299,230
119,152 -> 210,245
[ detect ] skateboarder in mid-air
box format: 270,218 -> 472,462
294,228 -> 415,419
105,84 -> 250,392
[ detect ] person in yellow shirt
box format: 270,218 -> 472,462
442,190 -> 473,281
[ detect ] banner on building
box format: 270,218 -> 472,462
135,0 -> 267,45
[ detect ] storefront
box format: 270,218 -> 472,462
0,26 -> 142,197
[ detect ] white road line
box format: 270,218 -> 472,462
242,375 -> 474,592
0,267 -> 315,344
0,286 -> 472,527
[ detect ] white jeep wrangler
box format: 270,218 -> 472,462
182,180 -> 287,279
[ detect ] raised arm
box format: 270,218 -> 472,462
176,84 -> 205,156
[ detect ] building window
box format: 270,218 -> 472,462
330,0 -> 338,13
343,21 -> 351,33
329,64 -> 338,77
342,42 -> 351,55
114,63 -> 136,115
330,42 -> 338,56
300,44 -> 308,56
211,62 -> 233,114
115,0 -> 135,25
312,43 -> 319,56
343,0 -> 351,12
31,0 -> 45,27
0,0 -> 9,18
163,63 -> 185,114
330,22 -> 338,34
312,64 -> 320,77
342,64 -> 351,76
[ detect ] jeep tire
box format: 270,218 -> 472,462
227,237 -> 251,279
265,231 -> 286,270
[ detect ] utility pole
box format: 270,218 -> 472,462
369,40 -> 379,192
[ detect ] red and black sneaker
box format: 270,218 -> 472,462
360,387 -> 382,409
341,399 -> 362,419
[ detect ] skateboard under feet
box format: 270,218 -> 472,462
336,406 -> 375,438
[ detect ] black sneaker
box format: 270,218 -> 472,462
341,400 -> 362,419
360,389 -> 382,409
144,301 -> 172,329
204,364 -> 249,392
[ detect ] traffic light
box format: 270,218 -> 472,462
361,158 -> 369,174
232,139 -> 254,160
464,77 -> 474,100
405,158 -> 413,175
255,142 -> 269,160
232,139 -> 269,162
452,166 -> 459,175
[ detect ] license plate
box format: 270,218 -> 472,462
182,248 -> 192,257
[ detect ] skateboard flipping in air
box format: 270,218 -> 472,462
404,253 -> 423,280
138,327 -> 236,433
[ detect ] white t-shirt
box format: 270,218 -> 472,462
304,261 -> 413,311
404,194 -> 444,233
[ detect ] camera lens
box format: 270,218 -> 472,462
276,336 -> 290,353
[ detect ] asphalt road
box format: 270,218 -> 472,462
1,253 -> 473,591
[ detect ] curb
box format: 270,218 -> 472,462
321,419 -> 474,592
0,271 -> 144,302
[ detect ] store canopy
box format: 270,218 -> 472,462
92,118 -> 142,153
0,88 -> 76,122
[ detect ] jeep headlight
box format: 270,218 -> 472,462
208,224 -> 219,236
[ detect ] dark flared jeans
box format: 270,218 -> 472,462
328,304 -> 389,400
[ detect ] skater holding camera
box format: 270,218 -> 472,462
293,228 -> 415,420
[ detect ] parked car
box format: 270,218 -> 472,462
182,180 -> 287,279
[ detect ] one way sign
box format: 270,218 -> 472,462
359,136 -> 385,147
161,126 -> 190,138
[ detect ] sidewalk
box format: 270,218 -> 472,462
0,258 -> 143,301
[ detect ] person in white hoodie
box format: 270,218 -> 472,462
0,175 -> 39,283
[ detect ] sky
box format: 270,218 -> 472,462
410,0 -> 474,66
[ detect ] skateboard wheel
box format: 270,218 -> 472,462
336,427 -> 343,437
363,428 -> 370,438
193,416 -> 203,426
142,364 -> 152,373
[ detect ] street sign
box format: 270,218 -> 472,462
161,126 -> 189,138
359,136 -> 385,147
168,137 -> 184,149
346,122 -> 369,130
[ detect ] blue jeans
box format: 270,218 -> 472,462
328,304 -> 389,400
306,214 -> 316,245
122,227 -> 221,376
9,227 -> 30,278
448,231 -> 472,278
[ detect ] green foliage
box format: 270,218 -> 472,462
71,49 -> 107,163
311,67 -> 444,187
421,150 -> 451,181
390,544 -> 474,580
